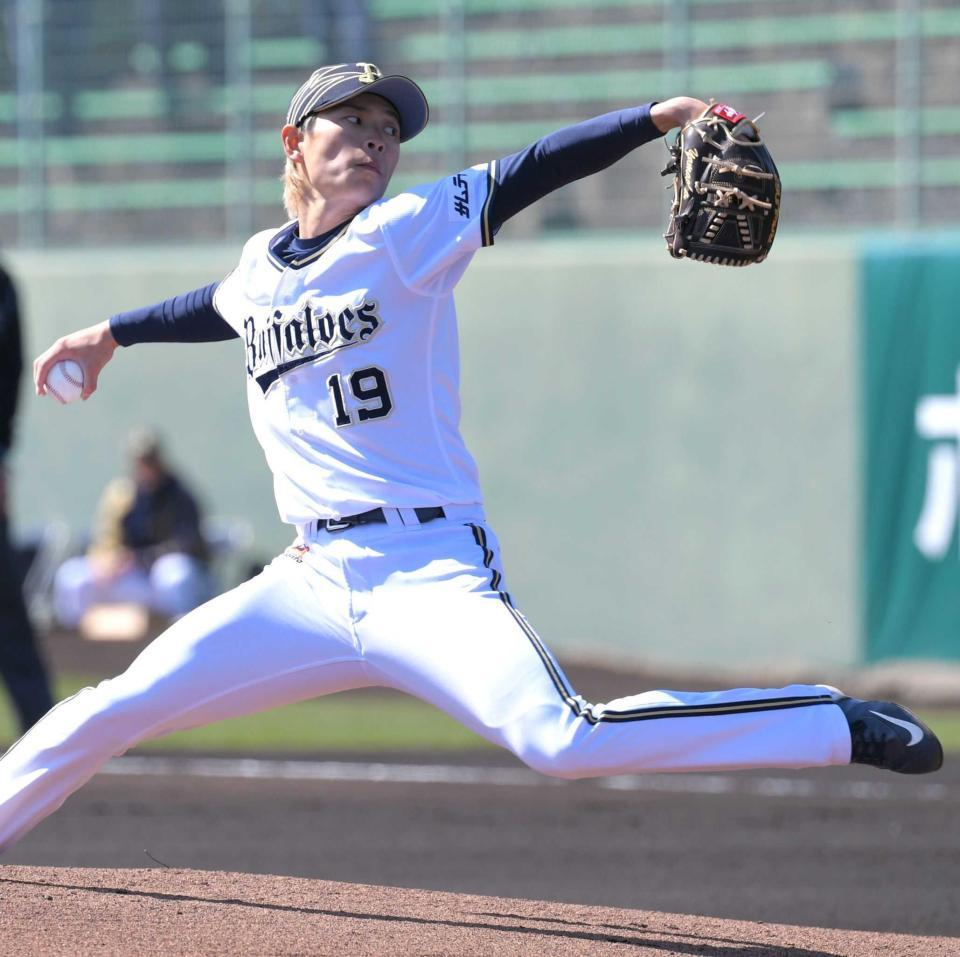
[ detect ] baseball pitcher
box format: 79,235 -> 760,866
0,64 -> 941,855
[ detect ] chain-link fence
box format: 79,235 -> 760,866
1,0 -> 957,246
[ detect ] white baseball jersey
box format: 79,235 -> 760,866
214,163 -> 497,524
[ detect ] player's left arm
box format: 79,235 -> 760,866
377,97 -> 710,294
650,98 -> 712,133
486,97 -> 708,234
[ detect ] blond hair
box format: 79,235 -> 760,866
281,156 -> 309,220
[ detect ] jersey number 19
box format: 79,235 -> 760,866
326,366 -> 393,427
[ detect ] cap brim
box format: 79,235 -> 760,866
364,75 -> 429,143
308,75 -> 429,143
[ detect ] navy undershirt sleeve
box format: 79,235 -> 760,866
488,104 -> 662,233
109,281 -> 237,346
108,107 -> 661,345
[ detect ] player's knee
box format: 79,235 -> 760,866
18,685 -> 107,760
46,680 -> 153,755
502,716 -> 600,780
515,741 -> 593,780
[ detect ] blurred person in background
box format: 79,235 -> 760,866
0,260 -> 54,734
53,429 -> 212,630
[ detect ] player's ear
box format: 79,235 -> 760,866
281,124 -> 304,160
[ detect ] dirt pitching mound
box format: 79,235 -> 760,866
0,866 -> 954,956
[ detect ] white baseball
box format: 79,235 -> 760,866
46,359 -> 85,404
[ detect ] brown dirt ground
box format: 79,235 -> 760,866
1,866 -> 956,957
4,633 -> 958,954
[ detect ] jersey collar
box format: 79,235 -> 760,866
267,218 -> 354,271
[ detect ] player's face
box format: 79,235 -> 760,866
296,93 -> 401,211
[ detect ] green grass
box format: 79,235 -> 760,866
0,674 -> 492,754
143,695 -> 493,753
2,676 -> 959,756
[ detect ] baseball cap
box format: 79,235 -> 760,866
286,62 -> 429,143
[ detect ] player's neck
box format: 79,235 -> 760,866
297,197 -> 364,239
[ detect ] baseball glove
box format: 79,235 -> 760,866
661,103 -> 781,266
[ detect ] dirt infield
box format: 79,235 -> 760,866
0,866 -> 955,956
4,640 -> 958,951
5,759 -> 959,938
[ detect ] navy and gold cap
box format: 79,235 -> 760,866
286,62 -> 429,143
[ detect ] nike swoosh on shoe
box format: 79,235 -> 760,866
869,710 -> 923,746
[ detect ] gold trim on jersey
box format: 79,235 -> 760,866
481,159 -> 498,248
266,220 -> 353,271
289,222 -> 351,268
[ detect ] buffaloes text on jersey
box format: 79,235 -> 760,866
244,298 -> 383,393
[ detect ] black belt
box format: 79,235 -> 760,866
316,506 -> 446,533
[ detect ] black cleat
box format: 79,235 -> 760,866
834,697 -> 943,774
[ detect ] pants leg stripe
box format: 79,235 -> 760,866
467,524 -> 836,726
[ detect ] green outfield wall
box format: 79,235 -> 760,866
861,234 -> 960,663
5,236 -> 861,669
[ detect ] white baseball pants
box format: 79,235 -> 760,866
0,510 -> 852,852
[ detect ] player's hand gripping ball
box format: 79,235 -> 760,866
661,103 -> 781,266
45,359 -> 85,404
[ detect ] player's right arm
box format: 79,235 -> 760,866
33,319 -> 119,401
34,281 -> 237,400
